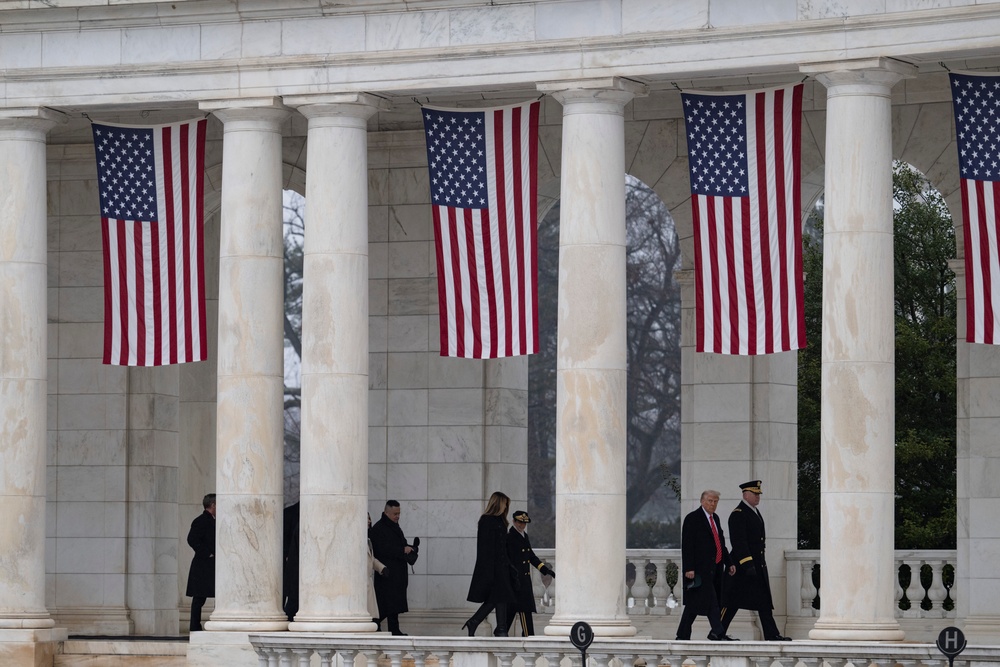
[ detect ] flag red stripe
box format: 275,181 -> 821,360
195,119 -> 208,360
432,208 -> 451,354
692,195 -> 707,352
161,125 -> 174,366
101,221 -> 114,364
724,198 -> 740,354
527,101 -> 540,353
977,180 -> 995,342
504,106 -> 519,358
756,89 -> 775,355
708,200 -> 722,353
790,85 -> 805,346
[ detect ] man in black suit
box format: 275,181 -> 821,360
504,510 -> 554,636
719,480 -> 792,641
186,493 -> 216,632
369,500 -> 418,635
675,489 -> 737,641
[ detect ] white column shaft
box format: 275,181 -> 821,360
0,115 -> 58,629
809,64 -> 909,641
286,99 -> 383,632
545,88 -> 636,637
204,104 -> 290,632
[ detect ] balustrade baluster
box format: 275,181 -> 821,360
292,648 -> 312,667
894,559 -> 905,611
801,560 -> 818,613
318,649 -> 338,667
903,559 -> 924,616
588,652 -> 611,667
518,651 -> 540,667
541,649 -> 564,667
495,651 -> 516,667
277,648 -> 295,667
926,559 -> 947,614
651,560 -> 669,616
644,561 -> 659,614
384,650 -> 405,667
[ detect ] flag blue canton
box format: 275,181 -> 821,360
93,124 -> 158,221
422,108 -> 489,209
951,73 -> 1000,182
682,92 -> 749,197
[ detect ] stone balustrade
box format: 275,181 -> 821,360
527,549 -> 956,624
784,550 -> 956,620
249,633 -> 983,667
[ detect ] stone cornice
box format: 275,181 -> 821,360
4,3 -> 1000,109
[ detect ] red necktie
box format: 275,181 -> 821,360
709,514 -> 722,563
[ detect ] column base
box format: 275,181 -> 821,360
204,616 -> 288,632
543,618 -> 637,637
288,618 -> 378,632
0,627 -> 68,667
809,620 -> 905,641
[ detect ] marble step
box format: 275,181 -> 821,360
55,639 -> 187,667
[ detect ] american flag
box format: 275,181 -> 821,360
92,119 -> 208,366
682,84 -> 805,354
421,101 -> 539,358
950,72 -> 1000,345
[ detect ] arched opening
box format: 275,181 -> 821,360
527,175 -> 683,548
797,161 -> 957,557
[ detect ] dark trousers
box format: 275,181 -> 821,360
469,601 -> 509,636
675,564 -> 725,640
190,596 -> 207,632
505,610 -> 534,636
379,613 -> 403,635
719,604 -> 781,639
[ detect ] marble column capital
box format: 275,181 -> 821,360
200,97 -> 291,131
539,77 -> 647,114
801,57 -> 916,97
0,108 -> 66,138
285,92 -> 390,128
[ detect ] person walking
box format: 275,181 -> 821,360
675,489 -> 737,641
186,493 -> 216,632
719,480 -> 792,641
462,491 -> 516,637
367,513 -> 387,625
369,500 -> 417,635
504,510 -> 554,636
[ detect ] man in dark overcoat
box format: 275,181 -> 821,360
369,500 -> 417,635
504,510 -> 554,636
186,493 -> 216,632
675,489 -> 736,641
719,480 -> 791,641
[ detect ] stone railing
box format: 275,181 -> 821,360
532,549 -> 956,622
249,633 -> 990,667
784,549 -> 956,619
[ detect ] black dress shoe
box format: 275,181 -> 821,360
766,635 -> 792,641
707,633 -> 739,641
462,619 -> 479,637
391,631 -> 408,636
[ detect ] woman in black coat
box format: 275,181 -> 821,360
462,491 -> 516,637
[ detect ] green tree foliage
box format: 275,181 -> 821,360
797,163 -> 957,549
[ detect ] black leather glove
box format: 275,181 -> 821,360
541,565 -> 555,578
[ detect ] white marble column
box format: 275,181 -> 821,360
283,93 -> 387,632
538,78 -> 645,638
0,108 -> 62,633
950,257 -> 1000,642
198,99 -> 290,632
801,57 -> 914,641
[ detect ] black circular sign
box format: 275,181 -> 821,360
936,626 -> 967,658
570,621 -> 594,651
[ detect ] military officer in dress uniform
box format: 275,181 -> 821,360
719,480 -> 792,641
505,510 -> 554,636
